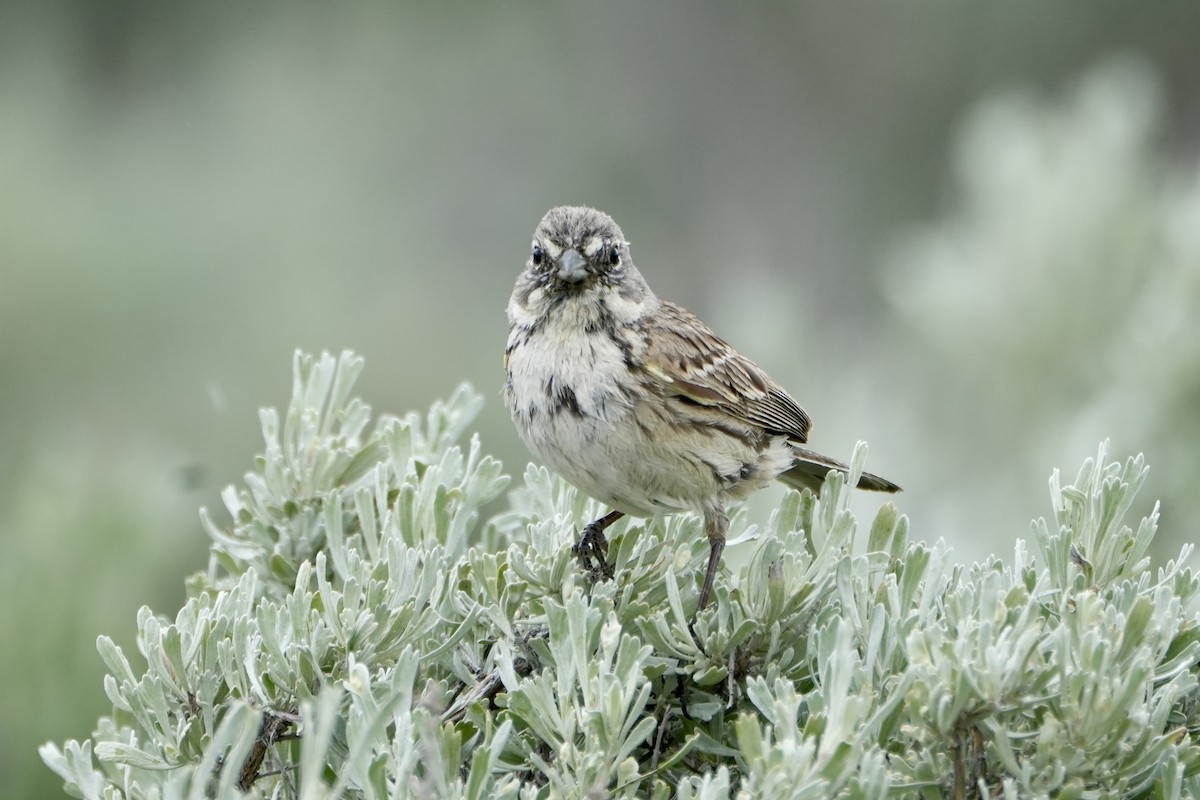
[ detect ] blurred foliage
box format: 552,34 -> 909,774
884,56 -> 1200,563
4,1 -> 1200,796
0,449 -> 207,799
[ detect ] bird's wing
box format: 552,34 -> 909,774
639,301 -> 812,443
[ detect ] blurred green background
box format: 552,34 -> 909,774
3,2 -> 1199,795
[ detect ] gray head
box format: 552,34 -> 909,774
509,206 -> 657,328
528,206 -> 632,290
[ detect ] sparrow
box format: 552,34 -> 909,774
504,205 -> 900,613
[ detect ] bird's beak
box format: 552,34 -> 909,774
556,249 -> 589,283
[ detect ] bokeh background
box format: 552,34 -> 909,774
4,2 -> 1199,795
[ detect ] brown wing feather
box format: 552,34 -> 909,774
640,301 -> 812,442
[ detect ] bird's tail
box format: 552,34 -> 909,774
779,446 -> 901,493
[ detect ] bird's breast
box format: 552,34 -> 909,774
506,317 -> 632,431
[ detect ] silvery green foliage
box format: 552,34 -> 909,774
43,351 -> 1200,798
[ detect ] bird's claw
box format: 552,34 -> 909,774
571,522 -> 615,582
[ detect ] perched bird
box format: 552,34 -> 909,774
504,206 -> 899,613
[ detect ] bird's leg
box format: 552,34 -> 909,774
695,537 -> 726,614
572,509 -> 623,582
687,506 -> 729,654
695,506 -> 729,614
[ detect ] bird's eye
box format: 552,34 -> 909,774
531,243 -> 543,266
607,243 -> 621,266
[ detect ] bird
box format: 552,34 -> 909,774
504,205 -> 900,613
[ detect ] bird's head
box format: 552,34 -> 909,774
509,206 -> 657,329
527,206 -> 631,291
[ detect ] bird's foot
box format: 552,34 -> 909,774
571,521 -> 615,582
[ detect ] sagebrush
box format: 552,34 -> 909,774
42,351 -> 1200,799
